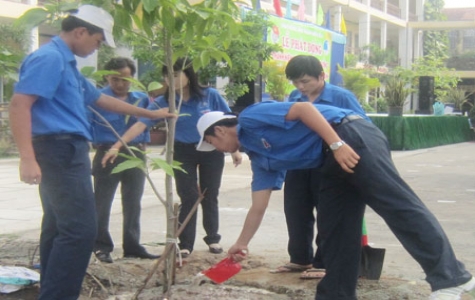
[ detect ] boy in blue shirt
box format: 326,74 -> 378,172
90,57 -> 159,263
275,55 -> 370,276
196,101 -> 474,300
9,6 -> 174,299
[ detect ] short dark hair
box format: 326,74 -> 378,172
61,16 -> 103,36
204,115 -> 238,137
103,57 -> 136,76
285,55 -> 324,80
162,57 -> 204,100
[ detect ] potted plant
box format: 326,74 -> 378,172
338,66 -> 380,102
441,88 -> 473,114
262,60 -> 292,101
384,76 -> 411,116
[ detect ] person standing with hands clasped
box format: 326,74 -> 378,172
102,58 -> 242,258
9,6 -> 175,299
196,101 -> 475,300
90,57 -> 159,263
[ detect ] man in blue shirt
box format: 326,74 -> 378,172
196,101 -> 475,300
272,55 -> 370,276
90,57 -> 159,263
9,6 -> 174,300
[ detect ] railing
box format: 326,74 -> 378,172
387,3 -> 401,18
370,0 -> 383,11
3,0 -> 30,3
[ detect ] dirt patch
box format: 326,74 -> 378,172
1,236 -> 472,300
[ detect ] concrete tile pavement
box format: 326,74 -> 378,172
0,146 -> 253,242
2,142 -> 475,282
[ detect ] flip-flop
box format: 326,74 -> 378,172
269,263 -> 312,274
300,268 -> 326,279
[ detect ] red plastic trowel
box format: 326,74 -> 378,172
201,257 -> 242,284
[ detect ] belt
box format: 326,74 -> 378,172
93,143 -> 145,151
174,141 -> 198,147
32,133 -> 84,142
332,114 -> 363,128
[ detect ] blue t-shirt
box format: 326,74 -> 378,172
287,82 -> 371,122
14,36 -> 101,139
90,86 -> 150,144
140,87 -> 231,144
238,101 -> 354,192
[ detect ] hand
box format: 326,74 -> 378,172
151,108 -> 177,119
101,148 -> 119,168
332,144 -> 360,173
19,158 -> 41,185
231,151 -> 242,167
227,244 -> 248,262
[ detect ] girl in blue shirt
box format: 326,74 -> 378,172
102,58 -> 242,258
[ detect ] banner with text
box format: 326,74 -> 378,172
267,16 -> 333,80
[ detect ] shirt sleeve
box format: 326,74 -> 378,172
14,51 -> 64,99
81,77 -> 101,106
207,88 -> 231,112
138,96 -> 168,128
250,159 -> 285,191
239,101 -> 296,130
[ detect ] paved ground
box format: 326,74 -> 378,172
1,142 -> 475,284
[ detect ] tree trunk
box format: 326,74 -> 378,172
163,31 -> 177,295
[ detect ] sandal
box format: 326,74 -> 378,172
269,263 -> 312,274
300,268 -> 326,279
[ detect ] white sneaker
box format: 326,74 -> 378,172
430,276 -> 475,300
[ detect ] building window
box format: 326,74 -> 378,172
463,29 -> 475,51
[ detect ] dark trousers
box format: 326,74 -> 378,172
315,119 -> 472,300
92,147 -> 147,255
174,143 -> 224,252
33,136 -> 96,300
284,168 -> 323,268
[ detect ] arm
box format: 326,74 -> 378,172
95,94 -> 175,119
286,102 -> 360,173
9,94 -> 41,185
101,121 -> 148,167
228,189 -> 272,261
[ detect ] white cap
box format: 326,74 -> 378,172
71,5 -> 116,48
196,112 -> 237,151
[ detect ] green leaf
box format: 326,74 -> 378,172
150,157 -> 175,177
123,77 -> 146,91
6,72 -> 19,82
200,51 -> 210,67
115,7 -> 134,31
160,6 -> 175,32
150,157 -> 187,177
14,8 -> 49,28
111,158 -> 145,174
80,66 -> 96,78
220,52 -> 232,68
175,2 -> 189,13
148,81 -> 163,92
142,0 -> 160,13
184,23 -> 195,44
141,10 -> 155,37
58,2 -> 78,12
